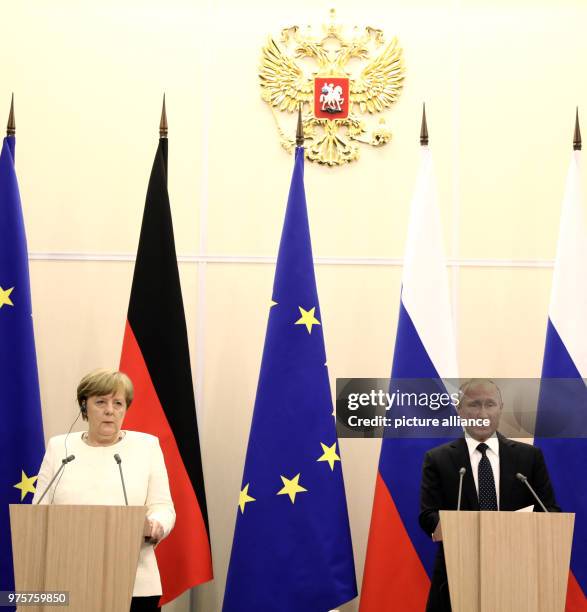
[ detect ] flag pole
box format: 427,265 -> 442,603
573,107 -> 581,151
420,102 -> 428,146
159,94 -> 168,183
160,93 -> 168,139
7,94 -> 15,137
296,103 -> 304,147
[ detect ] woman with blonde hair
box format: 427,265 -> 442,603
33,369 -> 175,612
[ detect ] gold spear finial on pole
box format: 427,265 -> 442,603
573,107 -> 581,151
159,94 -> 168,139
420,102 -> 428,146
7,93 -> 15,137
296,104 -> 304,147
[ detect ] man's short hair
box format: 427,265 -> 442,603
458,378 -> 503,406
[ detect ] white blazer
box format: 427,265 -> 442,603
32,430 -> 176,596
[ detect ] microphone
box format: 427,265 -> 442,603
114,454 -> 129,506
457,467 -> 466,511
35,455 -> 76,504
516,472 -> 548,513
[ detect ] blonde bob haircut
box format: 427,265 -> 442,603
77,369 -> 134,421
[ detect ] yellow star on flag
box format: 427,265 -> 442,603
270,300 -> 278,308
13,470 -> 38,501
317,442 -> 341,471
0,286 -> 14,308
238,483 -> 256,514
277,473 -> 307,503
295,306 -> 321,334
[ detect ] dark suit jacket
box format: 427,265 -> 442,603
419,434 -> 560,612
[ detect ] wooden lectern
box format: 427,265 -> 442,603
9,505 -> 146,612
440,510 -> 575,612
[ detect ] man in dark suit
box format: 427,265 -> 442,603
419,379 -> 560,612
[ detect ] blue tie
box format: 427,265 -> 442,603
477,442 -> 498,510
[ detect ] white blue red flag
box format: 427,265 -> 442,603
360,143 -> 458,610
536,142 -> 587,610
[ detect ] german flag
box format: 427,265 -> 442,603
119,101 -> 212,605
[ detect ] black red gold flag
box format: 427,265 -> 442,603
120,134 -> 212,605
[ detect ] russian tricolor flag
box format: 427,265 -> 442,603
360,120 -> 458,610
536,119 -> 587,610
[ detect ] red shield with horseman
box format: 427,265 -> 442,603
314,77 -> 349,119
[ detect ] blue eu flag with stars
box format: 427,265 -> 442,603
223,147 -> 357,611
0,134 -> 45,596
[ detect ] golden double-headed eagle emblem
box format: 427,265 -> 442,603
260,9 -> 405,166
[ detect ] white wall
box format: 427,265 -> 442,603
2,1 -> 587,610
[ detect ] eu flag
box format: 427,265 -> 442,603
223,147 -> 357,611
0,132 -> 45,597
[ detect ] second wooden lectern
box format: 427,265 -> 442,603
440,510 -> 575,612
10,504 -> 146,612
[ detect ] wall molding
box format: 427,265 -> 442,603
28,252 -> 555,269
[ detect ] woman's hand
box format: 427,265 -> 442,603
144,517 -> 164,544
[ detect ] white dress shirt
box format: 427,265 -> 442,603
464,432 -> 500,509
32,430 -> 176,596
